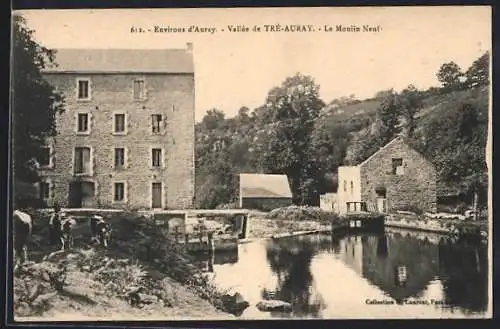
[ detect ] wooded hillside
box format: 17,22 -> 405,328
195,52 -> 489,210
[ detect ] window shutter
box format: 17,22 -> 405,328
162,148 -> 166,168
90,147 -> 94,176
125,147 -> 129,169
49,181 -> 54,199
162,117 -> 167,136
126,181 -> 130,203
74,113 -> 78,134
89,112 -> 93,134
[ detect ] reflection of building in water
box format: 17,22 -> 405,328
361,233 -> 440,300
336,232 -> 440,301
338,235 -> 363,275
194,250 -> 239,273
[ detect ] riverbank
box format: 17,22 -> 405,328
14,211 -> 244,321
247,206 -> 340,240
14,252 -> 233,321
385,212 -> 488,243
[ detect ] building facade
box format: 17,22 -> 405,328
337,137 -> 437,214
237,173 -> 293,211
37,45 -> 195,209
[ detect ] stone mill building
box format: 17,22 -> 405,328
337,136 -> 437,214
36,44 -> 195,209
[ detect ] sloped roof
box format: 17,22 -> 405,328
43,48 -> 194,73
239,173 -> 292,198
357,136 -> 404,167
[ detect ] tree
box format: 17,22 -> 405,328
465,51 -> 489,88
398,84 -> 424,138
12,15 -> 64,188
255,73 -> 325,205
437,61 -> 464,91
200,108 -> 225,130
373,90 -> 402,144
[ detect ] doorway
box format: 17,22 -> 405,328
375,187 -> 387,213
152,182 -> 162,209
68,181 -> 96,208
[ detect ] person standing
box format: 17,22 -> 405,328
49,202 -> 62,246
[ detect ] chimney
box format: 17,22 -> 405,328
186,42 -> 193,53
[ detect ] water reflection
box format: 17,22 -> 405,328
201,229 -> 488,319
264,237 -> 326,317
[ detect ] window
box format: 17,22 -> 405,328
350,181 -> 354,194
152,114 -> 162,134
114,182 -> 125,202
114,148 -> 125,168
77,79 -> 90,99
114,114 -> 126,134
392,158 -> 404,175
39,147 -> 51,167
133,80 -> 145,100
343,180 -> 347,192
152,148 -> 162,167
39,181 -> 50,199
77,113 -> 89,133
74,147 -> 91,174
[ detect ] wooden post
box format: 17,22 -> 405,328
473,191 -> 479,221
208,232 -> 214,252
185,233 -> 189,245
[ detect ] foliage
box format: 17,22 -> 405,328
195,52 -> 489,209
105,213 -> 235,313
12,14 -> 64,193
267,205 -> 341,224
464,52 -> 489,88
254,73 -> 325,205
437,61 -> 465,91
13,259 -> 69,316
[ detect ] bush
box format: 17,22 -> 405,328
266,206 -> 340,224
104,212 -> 234,313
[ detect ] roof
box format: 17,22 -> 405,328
239,173 -> 292,199
357,136 -> 404,167
43,48 -> 194,74
349,136 -> 433,168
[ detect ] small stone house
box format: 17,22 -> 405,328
237,173 -> 293,211
337,136 -> 437,214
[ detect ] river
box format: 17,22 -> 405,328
192,227 -> 489,319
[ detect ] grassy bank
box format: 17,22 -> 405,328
14,211 -> 242,321
248,206 -> 345,239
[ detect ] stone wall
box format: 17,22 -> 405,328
38,73 -> 195,209
241,197 -> 292,212
359,138 -> 437,213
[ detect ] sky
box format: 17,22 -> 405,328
17,7 -> 491,121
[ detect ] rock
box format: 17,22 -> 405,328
104,259 -> 116,268
221,292 -> 250,316
256,299 -> 292,313
66,253 -> 80,261
138,293 -> 159,304
117,259 -> 130,266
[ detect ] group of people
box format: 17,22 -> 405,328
13,202 -> 113,266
